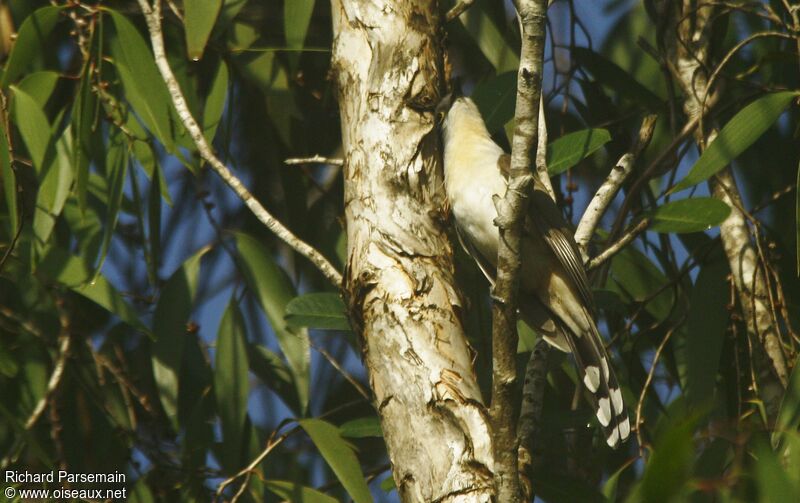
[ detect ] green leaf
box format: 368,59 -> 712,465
32,127 -> 74,248
648,198 -> 731,233
11,86 -> 52,175
234,232 -> 310,413
0,115 -> 16,237
95,130 -> 128,272
609,246 -> 673,321
215,300 -> 250,470
151,248 -> 206,430
1,6 -> 64,87
755,441 -> 799,502
671,92 -> 797,193
184,0 -> 222,61
547,128 -> 612,175
796,161 -> 799,276
472,71 -> 516,135
202,60 -> 228,143
683,261 -> 728,406
107,9 -> 178,153
380,476 -> 395,493
247,344 -> 301,413
285,293 -> 350,331
572,47 -> 663,111
285,0 -> 316,50
298,419 -> 372,503
459,6 -> 518,73
773,361 -> 800,451
635,417 -> 695,503
73,63 -> 95,212
15,71 -> 59,109
217,0 -> 249,33
340,417 -> 383,438
264,480 -> 338,503
37,247 -> 146,331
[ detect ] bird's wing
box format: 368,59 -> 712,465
498,154 -> 628,447
498,154 -> 594,310
455,222 -> 571,351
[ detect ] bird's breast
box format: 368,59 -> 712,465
448,169 -> 505,266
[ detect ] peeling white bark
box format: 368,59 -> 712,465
332,2 -> 495,501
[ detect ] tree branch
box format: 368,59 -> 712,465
586,218 -> 649,271
490,1 -> 548,501
517,338 -> 550,501
666,0 -> 789,389
134,0 -> 342,287
574,115 -> 657,259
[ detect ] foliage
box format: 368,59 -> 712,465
0,1 -> 797,502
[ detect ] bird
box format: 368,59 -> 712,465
438,95 -> 630,448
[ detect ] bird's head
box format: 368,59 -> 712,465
438,96 -> 492,147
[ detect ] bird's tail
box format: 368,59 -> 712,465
561,314 -> 630,448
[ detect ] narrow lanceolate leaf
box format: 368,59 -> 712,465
285,293 -> 350,331
73,63 -> 95,212
339,417 -> 383,438
107,9 -> 178,152
572,47 -> 663,111
15,71 -> 59,108
202,61 -> 229,143
0,114 -> 16,237
264,481 -> 338,503
214,300 -> 250,470
234,232 -> 310,413
684,261 -> 728,406
37,247 -> 146,332
648,198 -> 730,233
773,362 -> 800,451
472,71 -> 517,135
1,6 -> 64,87
284,0 -> 316,50
152,249 -> 206,430
671,91 -> 798,193
95,130 -> 128,272
547,128 -> 611,175
184,0 -> 222,61
11,87 -> 52,175
796,161 -> 799,276
247,344 -> 301,414
32,128 -> 74,248
298,419 -> 372,503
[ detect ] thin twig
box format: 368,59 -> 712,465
134,0 -> 342,286
586,218 -> 650,271
635,325 -> 678,458
574,115 -> 657,259
445,0 -> 476,22
284,155 -> 344,166
25,329 -> 71,430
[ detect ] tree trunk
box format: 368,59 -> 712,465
331,1 -> 495,501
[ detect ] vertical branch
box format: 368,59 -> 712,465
664,0 -> 789,391
490,1 -> 548,501
517,338 -> 550,501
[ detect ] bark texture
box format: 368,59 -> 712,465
665,1 -> 789,391
331,2 -> 494,501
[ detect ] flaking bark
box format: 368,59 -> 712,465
331,1 -> 494,501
